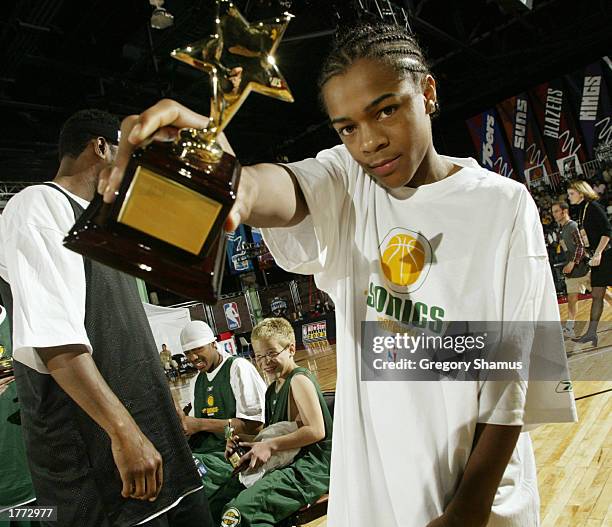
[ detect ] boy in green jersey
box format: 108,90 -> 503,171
211,318 -> 332,527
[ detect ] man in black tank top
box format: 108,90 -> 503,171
0,110 -> 211,526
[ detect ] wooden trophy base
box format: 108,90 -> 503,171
64,141 -> 241,304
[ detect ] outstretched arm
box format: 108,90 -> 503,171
100,99 -> 309,231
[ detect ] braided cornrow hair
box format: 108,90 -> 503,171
318,21 -> 439,116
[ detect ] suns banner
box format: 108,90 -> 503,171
495,93 -> 553,186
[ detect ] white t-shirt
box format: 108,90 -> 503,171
261,146 -> 577,527
189,350 -> 267,423
0,183 -> 91,373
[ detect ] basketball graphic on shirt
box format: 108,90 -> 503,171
221,508 -> 241,527
381,234 -> 425,285
380,228 -> 432,293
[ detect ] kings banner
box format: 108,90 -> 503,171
564,57 -> 612,160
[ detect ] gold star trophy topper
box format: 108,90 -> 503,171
171,0 -> 294,162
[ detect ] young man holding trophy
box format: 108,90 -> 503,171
94,2 -> 576,526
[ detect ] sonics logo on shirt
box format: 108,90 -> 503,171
367,228 -> 445,334
221,508 -> 241,526
379,228 -> 432,293
205,393 -> 219,417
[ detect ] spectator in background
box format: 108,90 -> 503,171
593,179 -> 606,198
160,343 -> 172,370
567,180 -> 612,346
593,179 -> 608,208
551,201 -> 590,338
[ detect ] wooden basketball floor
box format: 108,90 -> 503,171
291,298 -> 612,527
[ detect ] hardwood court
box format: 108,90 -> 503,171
291,298 -> 612,527
531,299 -> 612,527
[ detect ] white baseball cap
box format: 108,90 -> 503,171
180,320 -> 216,352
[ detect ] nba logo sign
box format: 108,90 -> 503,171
224,302 -> 241,330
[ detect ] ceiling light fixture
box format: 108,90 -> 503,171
149,0 -> 174,30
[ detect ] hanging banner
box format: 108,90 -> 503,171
496,93 -> 553,187
218,336 -> 238,356
466,107 -> 515,178
270,296 -> 289,317
226,225 -> 254,275
528,78 -> 587,188
564,56 -> 612,160
250,227 -> 275,270
211,295 -> 253,334
223,301 -> 242,331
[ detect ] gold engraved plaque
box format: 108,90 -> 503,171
118,167 -> 222,255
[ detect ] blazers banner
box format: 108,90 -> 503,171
528,77 -> 587,184
529,77 -> 587,188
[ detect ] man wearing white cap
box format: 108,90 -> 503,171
179,320 -> 266,498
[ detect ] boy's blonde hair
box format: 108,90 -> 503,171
569,180 -> 599,202
251,318 -> 296,347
